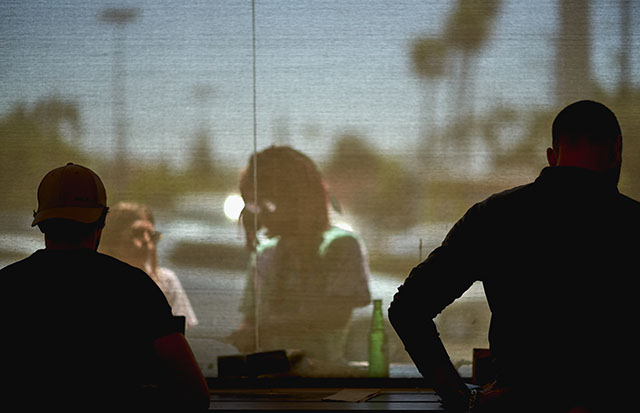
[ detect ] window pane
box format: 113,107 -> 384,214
1,0 -> 639,379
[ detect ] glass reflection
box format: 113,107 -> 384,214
99,201 -> 199,330
227,146 -> 371,373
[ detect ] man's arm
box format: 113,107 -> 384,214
388,204 -> 486,411
152,332 -> 210,412
388,259 -> 472,411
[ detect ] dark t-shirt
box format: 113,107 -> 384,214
1,248 -> 178,409
239,227 -> 371,361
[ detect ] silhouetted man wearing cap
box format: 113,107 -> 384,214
0,163 -> 209,411
389,101 -> 639,412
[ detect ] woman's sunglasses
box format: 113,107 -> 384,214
131,228 -> 162,243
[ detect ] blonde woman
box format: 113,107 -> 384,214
100,201 -> 198,330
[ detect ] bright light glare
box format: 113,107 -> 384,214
334,220 -> 353,232
224,194 -> 245,221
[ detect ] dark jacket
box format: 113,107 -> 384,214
389,166 -> 640,410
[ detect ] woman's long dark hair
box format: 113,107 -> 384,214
239,146 -> 330,251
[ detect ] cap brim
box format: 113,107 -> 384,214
31,206 -> 105,227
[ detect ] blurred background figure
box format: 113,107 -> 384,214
228,146 -> 371,369
100,201 -> 199,330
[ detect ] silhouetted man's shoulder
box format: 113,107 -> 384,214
618,192 -> 640,210
2,248 -> 172,324
485,182 -> 533,203
462,181 -> 535,219
1,248 -> 151,282
93,250 -> 155,277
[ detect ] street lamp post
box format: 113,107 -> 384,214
100,7 -> 139,182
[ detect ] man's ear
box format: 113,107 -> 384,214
92,227 -> 103,251
546,147 -> 557,167
612,134 -> 622,165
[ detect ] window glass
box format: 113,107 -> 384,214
1,0 -> 639,378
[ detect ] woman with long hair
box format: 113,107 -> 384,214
228,146 -> 371,366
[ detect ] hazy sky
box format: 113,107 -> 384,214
1,0 -> 638,169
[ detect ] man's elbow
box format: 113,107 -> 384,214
387,293 -> 408,333
153,333 -> 210,411
163,375 -> 210,412
182,376 -> 210,412
388,289 -> 433,339
178,387 -> 210,412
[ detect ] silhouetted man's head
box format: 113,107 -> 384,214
547,100 -> 622,183
552,100 -> 621,148
32,163 -> 109,246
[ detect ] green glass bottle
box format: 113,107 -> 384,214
368,299 -> 389,377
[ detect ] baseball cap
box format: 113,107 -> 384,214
31,163 -> 108,227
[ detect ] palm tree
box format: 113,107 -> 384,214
410,36 -> 448,152
411,1 -> 501,166
443,0 -> 500,125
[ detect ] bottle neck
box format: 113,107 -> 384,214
371,301 -> 384,330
